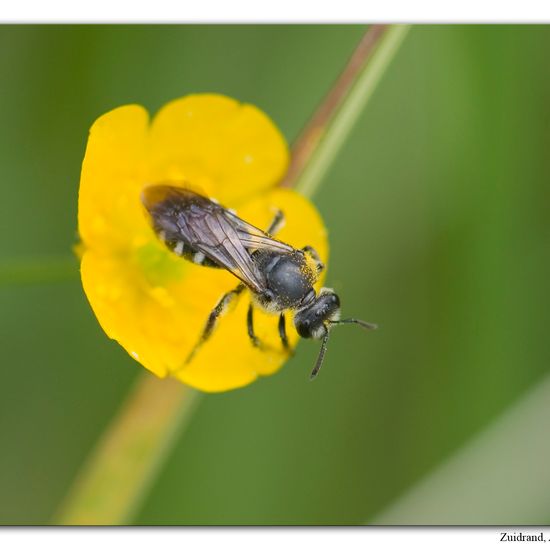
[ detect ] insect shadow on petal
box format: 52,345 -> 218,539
142,184 -> 377,379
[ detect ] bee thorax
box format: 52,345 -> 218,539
254,251 -> 315,311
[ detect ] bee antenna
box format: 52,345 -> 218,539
333,318 -> 378,331
310,330 -> 330,380
310,320 -> 377,380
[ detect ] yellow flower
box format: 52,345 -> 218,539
78,94 -> 328,392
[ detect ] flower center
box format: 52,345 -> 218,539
134,239 -> 187,286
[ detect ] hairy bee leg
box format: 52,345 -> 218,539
278,313 -> 291,351
185,283 -> 245,364
302,245 -> 325,274
266,209 -> 285,236
246,303 -> 262,348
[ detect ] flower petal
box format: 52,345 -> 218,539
147,95 -> 289,204
78,105 -> 150,252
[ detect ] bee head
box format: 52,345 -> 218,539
294,289 -> 341,340
294,288 -> 378,379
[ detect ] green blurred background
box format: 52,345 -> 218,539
1,25 -> 550,525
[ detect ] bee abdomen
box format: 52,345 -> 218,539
158,231 -> 219,268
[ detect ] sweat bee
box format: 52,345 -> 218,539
142,185 -> 377,379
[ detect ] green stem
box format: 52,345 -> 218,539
0,256 -> 78,286
55,376 -> 200,525
54,25 -> 409,525
370,373 -> 550,525
293,25 -> 410,198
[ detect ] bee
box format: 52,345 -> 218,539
142,185 -> 377,379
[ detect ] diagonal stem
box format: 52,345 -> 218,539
280,25 -> 388,189
370,373 -> 550,525
55,376 -> 200,525
282,24 -> 410,197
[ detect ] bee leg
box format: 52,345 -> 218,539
278,313 -> 291,352
247,303 -> 262,348
266,209 -> 285,236
302,245 -> 325,274
185,283 -> 245,364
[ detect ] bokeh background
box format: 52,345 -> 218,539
1,25 -> 550,525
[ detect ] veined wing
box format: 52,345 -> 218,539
142,185 -> 267,293
224,211 -> 295,254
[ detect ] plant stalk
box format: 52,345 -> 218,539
370,373 -> 550,525
56,376 -> 199,525
282,24 -> 410,197
0,256 -> 77,285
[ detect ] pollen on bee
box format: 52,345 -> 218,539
300,258 -> 318,284
174,241 -> 185,256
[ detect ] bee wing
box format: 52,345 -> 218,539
178,208 -> 267,293
143,185 -> 293,293
225,212 -> 295,254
